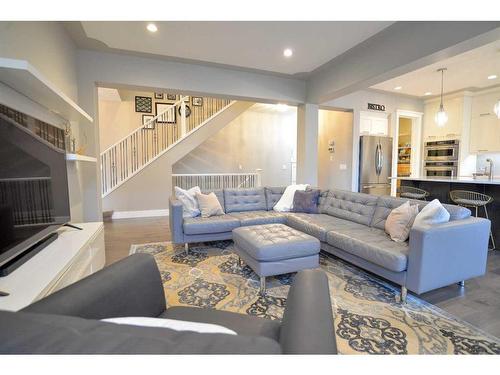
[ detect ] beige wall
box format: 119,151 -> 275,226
173,104 -> 297,187
318,110 -> 353,190
0,22 -> 93,222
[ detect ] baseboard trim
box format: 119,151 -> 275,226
111,209 -> 169,220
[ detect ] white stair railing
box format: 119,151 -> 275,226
100,96 -> 233,197
172,172 -> 261,192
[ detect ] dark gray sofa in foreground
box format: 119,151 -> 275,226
0,253 -> 336,354
169,187 -> 491,301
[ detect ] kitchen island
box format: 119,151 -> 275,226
391,176 -> 499,248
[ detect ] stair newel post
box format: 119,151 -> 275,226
180,99 -> 187,137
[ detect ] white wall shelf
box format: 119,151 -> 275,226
0,57 -> 93,123
66,153 -> 97,163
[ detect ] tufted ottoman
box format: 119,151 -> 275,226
232,223 -> 320,294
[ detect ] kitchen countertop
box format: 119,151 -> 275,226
389,176 -> 500,185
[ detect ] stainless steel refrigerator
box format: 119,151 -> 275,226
359,135 -> 393,196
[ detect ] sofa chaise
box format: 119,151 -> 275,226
0,253 -> 336,354
169,187 -> 491,301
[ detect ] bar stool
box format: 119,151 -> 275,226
399,186 -> 430,201
450,190 -> 496,250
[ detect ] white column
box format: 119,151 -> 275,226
296,103 -> 319,186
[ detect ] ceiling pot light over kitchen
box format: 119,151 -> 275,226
394,86 -> 402,90
434,68 -> 448,127
146,23 -> 158,33
283,48 -> 293,58
424,92 -> 432,96
494,100 -> 500,119
488,74 -> 497,80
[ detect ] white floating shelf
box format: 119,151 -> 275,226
0,58 -> 93,123
66,153 -> 97,163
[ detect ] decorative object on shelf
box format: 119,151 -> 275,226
178,104 -> 192,118
155,102 -> 176,124
166,93 -> 177,101
494,99 -> 500,119
434,68 -> 448,127
142,114 -> 155,129
64,122 -> 72,152
135,96 -> 152,113
154,93 -> 164,100
183,95 -> 190,103
70,137 -> 76,153
192,97 -> 203,107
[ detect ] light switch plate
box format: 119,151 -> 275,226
340,164 -> 347,170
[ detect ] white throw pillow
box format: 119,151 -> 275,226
385,201 -> 419,242
102,317 -> 237,335
413,199 -> 450,227
174,186 -> 201,218
273,184 -> 309,212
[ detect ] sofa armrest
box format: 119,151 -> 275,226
23,254 -> 166,319
169,196 -> 185,244
279,269 -> 337,354
407,217 -> 490,294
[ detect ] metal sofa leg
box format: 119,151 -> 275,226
458,280 -> 465,287
400,286 -> 407,304
260,276 -> 266,296
184,243 -> 189,255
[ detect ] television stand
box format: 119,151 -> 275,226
0,222 -> 105,310
0,233 -> 58,277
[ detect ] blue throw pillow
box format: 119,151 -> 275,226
292,189 -> 320,214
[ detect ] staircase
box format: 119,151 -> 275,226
100,96 -> 251,197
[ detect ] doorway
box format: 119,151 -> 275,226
390,110 -> 423,196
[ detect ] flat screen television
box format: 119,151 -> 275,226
0,113 -> 70,274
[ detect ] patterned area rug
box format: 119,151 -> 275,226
130,241 -> 500,354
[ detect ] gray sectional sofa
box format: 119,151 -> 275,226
170,187 -> 491,300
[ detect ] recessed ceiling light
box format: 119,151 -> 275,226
424,92 -> 432,96
146,23 -> 158,33
488,74 -> 497,80
283,48 -> 293,58
394,86 -> 402,90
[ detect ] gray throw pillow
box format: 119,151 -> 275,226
292,189 -> 320,214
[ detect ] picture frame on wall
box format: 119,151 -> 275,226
192,97 -> 203,107
155,102 -> 176,124
154,93 -> 164,100
166,93 -> 177,101
135,96 -> 152,113
178,104 -> 192,118
142,114 -> 155,129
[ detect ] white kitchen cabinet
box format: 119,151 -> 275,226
469,114 -> 500,153
359,113 -> 388,136
423,97 -> 464,140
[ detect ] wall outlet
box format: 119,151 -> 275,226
238,164 -> 243,170
282,164 -> 287,170
340,163 -> 347,170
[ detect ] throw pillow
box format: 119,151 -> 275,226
292,189 -> 320,214
174,186 -> 201,218
196,192 -> 225,218
102,317 -> 237,335
385,201 -> 419,242
413,199 -> 450,227
273,184 -> 309,212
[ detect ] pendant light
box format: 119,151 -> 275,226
434,68 -> 448,127
494,99 -> 500,119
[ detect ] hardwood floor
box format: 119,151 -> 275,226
104,217 -> 500,338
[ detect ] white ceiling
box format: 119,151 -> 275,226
371,40 -> 500,98
80,21 -> 393,75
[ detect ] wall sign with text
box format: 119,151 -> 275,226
367,103 -> 386,112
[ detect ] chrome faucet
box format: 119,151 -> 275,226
486,158 -> 494,180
